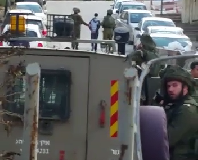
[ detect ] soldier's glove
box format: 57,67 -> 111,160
153,92 -> 164,104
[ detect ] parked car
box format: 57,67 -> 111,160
133,17 -> 176,49
136,33 -> 192,51
23,15 -> 47,36
0,9 -> 35,33
116,10 -> 152,45
16,2 -> 47,25
116,1 -> 147,15
144,26 -> 183,35
1,24 -> 47,48
111,0 -> 133,14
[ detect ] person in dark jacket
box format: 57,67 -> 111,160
89,13 -> 100,52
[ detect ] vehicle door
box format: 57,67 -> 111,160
116,11 -> 126,27
133,20 -> 142,46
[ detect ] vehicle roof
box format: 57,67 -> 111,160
150,33 -> 189,38
8,9 -> 34,13
16,2 -> 39,5
126,10 -> 151,13
147,26 -> 183,31
121,1 -> 145,5
23,15 -> 42,20
142,17 -> 173,21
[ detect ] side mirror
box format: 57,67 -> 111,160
135,27 -> 140,31
136,34 -> 141,38
43,0 -> 46,5
44,10 -> 47,14
116,10 -> 119,14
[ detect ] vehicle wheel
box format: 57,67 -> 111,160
140,106 -> 169,160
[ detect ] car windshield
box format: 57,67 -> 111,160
16,5 -> 43,13
152,37 -> 190,47
115,2 -> 121,9
130,13 -> 152,23
121,4 -> 147,11
26,19 -> 43,30
26,30 -> 38,37
142,20 -> 175,31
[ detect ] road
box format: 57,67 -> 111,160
46,1 -> 133,53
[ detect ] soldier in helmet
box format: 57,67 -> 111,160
155,66 -> 198,160
70,7 -> 89,50
126,33 -> 161,77
101,9 -> 115,52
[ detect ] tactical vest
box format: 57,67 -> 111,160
102,16 -> 114,28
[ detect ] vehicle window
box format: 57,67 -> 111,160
150,29 -> 183,34
26,30 -> 38,37
142,20 -> 175,31
26,19 -> 43,30
152,37 -> 190,47
130,13 -> 152,23
16,4 -> 43,13
124,12 -> 128,20
3,13 -> 34,25
115,2 -> 121,9
121,4 -> 146,12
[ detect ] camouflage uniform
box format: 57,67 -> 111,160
161,66 -> 198,160
127,33 -> 161,77
101,9 -> 115,41
70,7 -> 88,50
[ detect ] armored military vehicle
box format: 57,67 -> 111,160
0,41 -> 197,160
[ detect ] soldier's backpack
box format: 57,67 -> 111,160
102,16 -> 114,28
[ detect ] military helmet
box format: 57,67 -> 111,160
162,65 -> 195,94
107,9 -> 113,15
140,33 -> 156,49
73,7 -> 80,13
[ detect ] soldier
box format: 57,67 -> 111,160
189,61 -> 198,103
70,7 -> 89,50
156,66 -> 198,160
125,33 -> 161,77
101,9 -> 115,52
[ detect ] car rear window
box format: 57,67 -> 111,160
26,19 -> 43,30
121,4 -> 147,11
26,30 -> 38,37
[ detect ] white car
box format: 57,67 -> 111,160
136,33 -> 192,51
23,15 -> 47,36
112,0 -> 134,14
16,2 -> 47,25
1,9 -> 35,33
1,24 -> 47,48
116,10 -> 152,44
133,17 -> 176,48
116,1 -> 147,15
145,26 -> 183,35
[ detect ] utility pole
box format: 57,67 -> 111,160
161,0 -> 163,15
21,63 -> 40,160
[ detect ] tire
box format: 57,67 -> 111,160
140,106 -> 170,160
